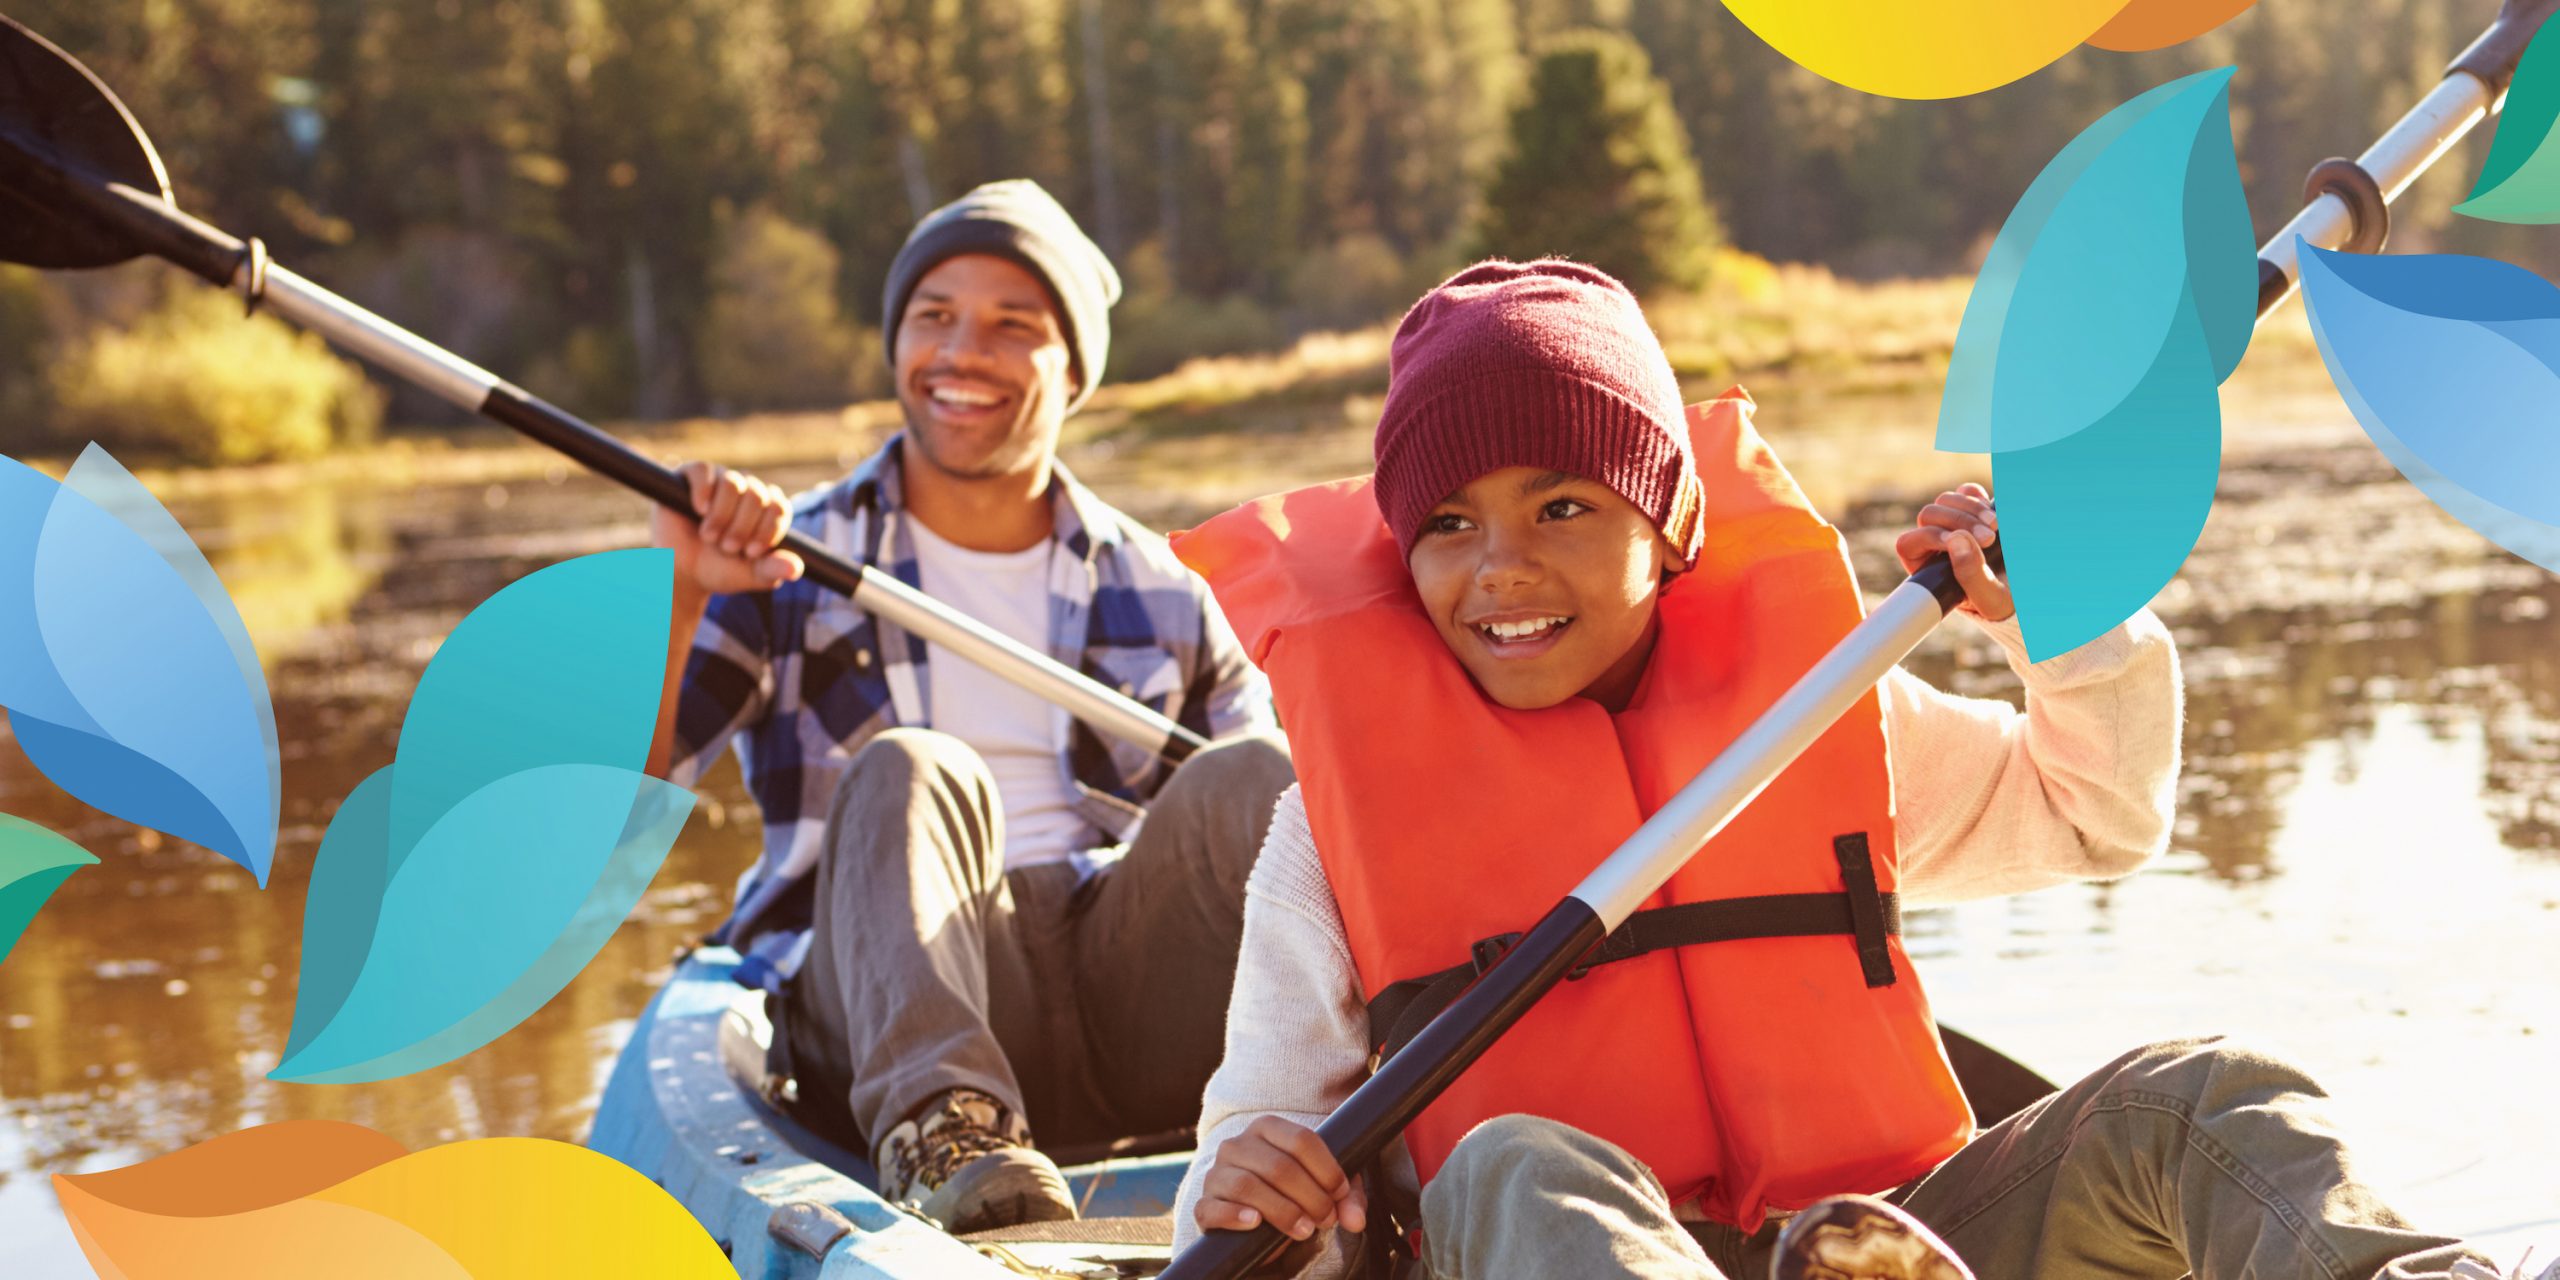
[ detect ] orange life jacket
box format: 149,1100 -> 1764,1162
1172,390 -> 1974,1229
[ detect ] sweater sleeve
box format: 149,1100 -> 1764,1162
1886,608 -> 2185,904
1172,784 -> 1372,1280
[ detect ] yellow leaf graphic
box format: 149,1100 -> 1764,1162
53,1122 -> 728,1279
1722,0 -> 2127,99
1722,0 -> 2258,98
312,1138 -> 733,1279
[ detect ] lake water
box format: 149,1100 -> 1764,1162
1,401 -> 2554,1275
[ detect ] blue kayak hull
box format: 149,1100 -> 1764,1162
588,946 -> 1186,1278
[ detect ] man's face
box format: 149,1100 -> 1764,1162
892,253 -> 1077,483
1407,466 -> 1670,711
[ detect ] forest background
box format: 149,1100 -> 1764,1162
0,0 -> 2530,463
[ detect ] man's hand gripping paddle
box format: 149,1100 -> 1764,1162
0,16 -> 1208,769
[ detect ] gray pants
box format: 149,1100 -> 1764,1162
779,727 -> 1294,1151
1417,1038 -> 2491,1280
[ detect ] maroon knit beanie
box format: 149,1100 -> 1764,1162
1372,259 -> 1702,564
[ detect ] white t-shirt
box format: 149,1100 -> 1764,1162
905,518 -> 1097,869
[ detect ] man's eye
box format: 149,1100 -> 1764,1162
1542,499 -> 1591,521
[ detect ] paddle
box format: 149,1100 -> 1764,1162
1165,5 -> 2560,1274
2255,0 -> 2560,316
0,15 -> 1208,768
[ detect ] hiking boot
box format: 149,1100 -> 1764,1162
872,1087 -> 1077,1235
1771,1195 -> 1973,1280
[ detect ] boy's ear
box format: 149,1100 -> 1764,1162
1662,474 -> 1704,569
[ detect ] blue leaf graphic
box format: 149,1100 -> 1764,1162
63,445 -> 281,812
276,764 -> 691,1083
274,549 -> 688,1083
1995,313 -> 2225,652
1936,68 -> 2257,659
384,543 -> 670,872
2299,243 -> 2560,570
0,451 -> 278,883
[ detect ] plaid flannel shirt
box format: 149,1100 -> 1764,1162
666,437 -> 1276,991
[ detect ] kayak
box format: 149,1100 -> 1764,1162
587,946 -> 1189,1279
587,946 -> 2059,1279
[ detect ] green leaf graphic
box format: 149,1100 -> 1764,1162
2459,20 -> 2560,224
0,813 -> 99,966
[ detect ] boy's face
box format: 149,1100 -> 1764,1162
1407,466 -> 1670,711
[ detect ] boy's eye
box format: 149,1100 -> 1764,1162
1541,498 -> 1593,521
1423,512 -> 1474,536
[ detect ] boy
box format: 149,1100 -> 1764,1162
1169,260 -> 2513,1279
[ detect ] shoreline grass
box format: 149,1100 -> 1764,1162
19,264 -> 2354,524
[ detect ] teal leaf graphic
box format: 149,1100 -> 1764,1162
2297,244 -> 2560,571
274,549 -> 690,1083
2457,19 -> 2560,224
1936,68 -> 2256,660
0,814 -> 98,966
0,447 -> 279,883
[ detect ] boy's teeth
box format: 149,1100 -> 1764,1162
932,387 -> 1000,406
1483,616 -> 1566,640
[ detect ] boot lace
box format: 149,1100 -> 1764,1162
879,1088 -> 1033,1198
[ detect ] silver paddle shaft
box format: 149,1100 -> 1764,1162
1572,577 -> 1948,926
246,258 -> 1205,762
2257,70 -> 2499,312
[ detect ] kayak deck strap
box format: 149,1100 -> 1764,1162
960,1216 -> 1177,1248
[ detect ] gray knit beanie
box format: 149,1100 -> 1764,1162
881,179 -> 1122,412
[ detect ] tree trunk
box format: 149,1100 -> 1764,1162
1079,0 -> 1124,255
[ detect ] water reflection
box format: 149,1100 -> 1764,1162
190,483 -> 395,643
0,468 -> 768,1204
3,423 -> 2559,1265
1885,559 -> 2560,889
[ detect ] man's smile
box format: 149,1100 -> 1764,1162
921,374 -> 1015,421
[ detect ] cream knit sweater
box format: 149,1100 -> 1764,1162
1170,608 -> 2185,1276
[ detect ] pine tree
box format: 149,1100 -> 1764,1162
1476,30 -> 1719,294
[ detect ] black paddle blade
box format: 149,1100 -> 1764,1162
0,15 -> 170,268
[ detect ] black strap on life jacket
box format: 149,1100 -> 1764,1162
1362,834 -> 1900,1069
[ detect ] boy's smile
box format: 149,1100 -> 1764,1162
1408,466 -> 1673,712
1470,608 -> 1573,653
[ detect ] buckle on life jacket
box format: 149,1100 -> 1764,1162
1476,929 -> 1615,982
1566,924 -> 1652,981
1469,932 -> 1523,975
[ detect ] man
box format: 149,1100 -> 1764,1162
644,179 -> 1292,1235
